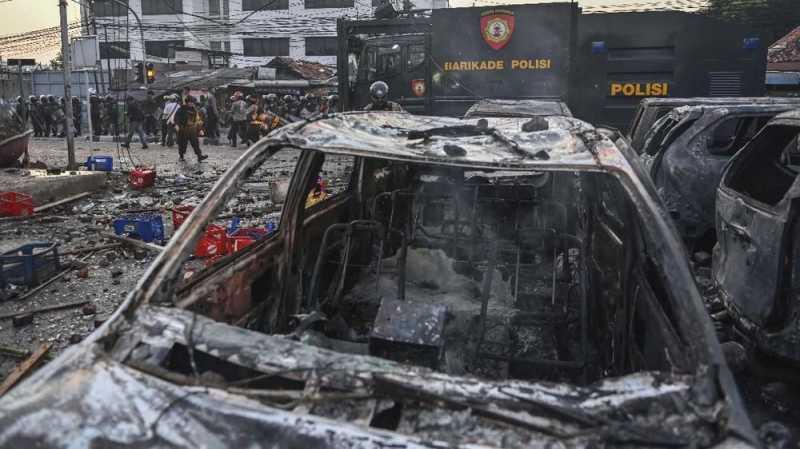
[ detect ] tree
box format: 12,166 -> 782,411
707,0 -> 800,44
49,51 -> 64,70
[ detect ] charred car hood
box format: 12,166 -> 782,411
0,306 -> 751,449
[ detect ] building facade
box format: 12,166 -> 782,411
88,0 -> 448,68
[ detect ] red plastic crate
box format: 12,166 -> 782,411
0,192 -> 34,217
194,225 -> 228,258
228,227 -> 268,253
129,167 -> 156,190
171,205 -> 195,229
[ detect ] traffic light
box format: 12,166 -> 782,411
146,63 -> 155,83
134,63 -> 144,83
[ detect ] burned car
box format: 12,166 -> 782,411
628,97 -> 800,154
464,99 -> 573,118
640,104 -> 799,250
0,113 -> 755,448
714,110 -> 800,364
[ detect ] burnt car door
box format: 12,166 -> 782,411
174,149 -> 358,328
651,109 -> 786,247
715,120 -> 800,342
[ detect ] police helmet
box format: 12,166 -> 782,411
369,81 -> 389,102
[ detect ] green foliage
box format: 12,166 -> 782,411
707,0 -> 800,43
49,51 -> 64,71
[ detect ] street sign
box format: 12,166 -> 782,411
6,59 -> 35,66
71,36 -> 99,69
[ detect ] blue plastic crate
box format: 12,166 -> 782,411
85,155 -> 113,171
0,242 -> 60,288
113,214 -> 165,243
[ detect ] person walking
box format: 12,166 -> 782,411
160,94 -> 179,147
205,91 -> 220,141
174,95 -> 208,162
227,92 -> 247,148
142,90 -> 159,140
122,96 -> 148,149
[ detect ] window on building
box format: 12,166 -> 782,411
208,0 -> 220,15
94,0 -> 128,17
223,0 -> 230,16
145,40 -> 184,59
142,0 -> 182,15
243,38 -> 290,57
210,41 -> 231,52
243,0 -> 289,10
305,0 -> 354,8
305,37 -> 337,56
99,41 -> 130,59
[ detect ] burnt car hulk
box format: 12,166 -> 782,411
714,110 -> 800,364
640,103 -> 800,249
0,113 -> 756,448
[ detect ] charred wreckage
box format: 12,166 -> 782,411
0,113 -> 757,448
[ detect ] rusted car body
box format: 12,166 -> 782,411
640,104 -> 800,249
0,113 -> 755,448
714,110 -> 800,363
628,97 -> 800,154
464,99 -> 573,118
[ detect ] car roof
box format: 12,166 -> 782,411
464,99 -> 571,118
770,109 -> 800,125
667,103 -> 800,120
640,97 -> 800,108
270,112 -> 609,169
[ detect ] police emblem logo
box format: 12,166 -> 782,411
480,10 -> 515,50
411,79 -> 426,97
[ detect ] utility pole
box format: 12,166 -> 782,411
59,0 -> 77,170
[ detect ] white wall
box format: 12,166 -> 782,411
92,0 -> 448,68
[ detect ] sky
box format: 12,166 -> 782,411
0,0 -> 667,61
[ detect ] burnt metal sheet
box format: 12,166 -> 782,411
0,305 -> 729,449
464,99 -> 573,118
371,298 -> 447,347
274,112 -> 598,168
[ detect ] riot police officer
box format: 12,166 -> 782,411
29,96 -> 43,137
90,94 -> 102,137
364,81 -> 403,112
15,96 -> 28,126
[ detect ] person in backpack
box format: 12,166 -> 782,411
174,95 -> 208,162
227,92 -> 247,148
161,94 -> 179,147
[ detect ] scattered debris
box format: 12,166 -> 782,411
0,299 -> 91,321
33,192 -> 92,214
0,343 -> 50,396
